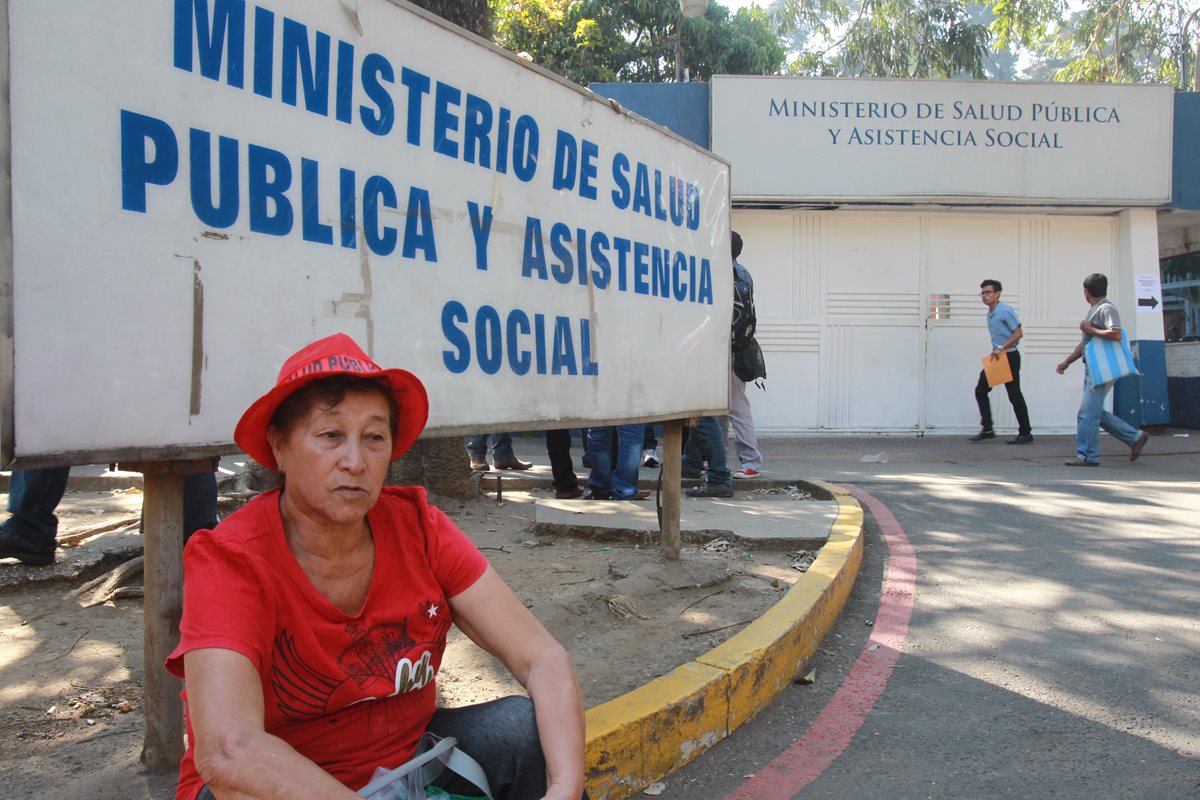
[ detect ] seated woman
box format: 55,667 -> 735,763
166,333 -> 587,800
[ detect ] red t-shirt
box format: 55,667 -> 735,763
165,486 -> 488,800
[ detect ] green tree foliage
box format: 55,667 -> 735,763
1037,0 -> 1191,85
776,0 -> 994,77
776,0 -> 1197,87
490,0 -> 786,84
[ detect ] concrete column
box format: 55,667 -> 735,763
1114,208 -> 1170,425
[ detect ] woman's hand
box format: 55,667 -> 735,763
450,568 -> 587,800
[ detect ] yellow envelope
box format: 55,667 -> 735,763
983,352 -> 1013,388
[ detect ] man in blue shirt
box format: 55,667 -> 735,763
970,279 -> 1033,444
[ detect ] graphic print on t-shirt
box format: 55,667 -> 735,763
271,609 -> 451,722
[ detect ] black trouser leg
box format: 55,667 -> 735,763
1004,351 -> 1032,436
974,370 -> 994,431
427,696 -> 588,800
545,428 -> 578,491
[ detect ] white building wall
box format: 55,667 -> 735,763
734,208 -> 1144,434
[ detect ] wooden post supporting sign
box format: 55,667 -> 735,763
660,420 -> 683,560
119,457 -> 217,771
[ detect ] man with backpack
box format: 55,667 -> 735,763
728,232 -> 764,478
686,231 -> 764,498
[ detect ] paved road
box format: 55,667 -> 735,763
635,431 -> 1200,799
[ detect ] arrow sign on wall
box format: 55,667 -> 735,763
1138,296 -> 1160,309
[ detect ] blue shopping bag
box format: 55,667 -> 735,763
1083,328 -> 1139,385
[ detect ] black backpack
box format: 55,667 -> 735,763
731,267 -> 756,353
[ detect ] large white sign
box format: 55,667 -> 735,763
711,76 -> 1172,205
2,0 -> 730,466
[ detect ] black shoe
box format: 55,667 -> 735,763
968,430 -> 996,442
686,484 -> 733,498
0,530 -> 56,566
555,486 -> 583,500
1006,434 -> 1034,445
1130,431 -> 1149,461
582,490 -> 612,500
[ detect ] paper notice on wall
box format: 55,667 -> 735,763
1135,274 -> 1162,313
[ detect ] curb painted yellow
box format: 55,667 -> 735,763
583,480 -> 865,799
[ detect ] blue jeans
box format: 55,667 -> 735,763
466,433 -> 517,463
586,425 -> 643,499
683,416 -> 731,488
3,469 -> 217,555
1076,366 -> 1140,462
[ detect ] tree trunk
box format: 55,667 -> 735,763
387,0 -> 489,499
389,438 -> 476,499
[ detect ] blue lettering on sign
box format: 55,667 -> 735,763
433,81 -> 461,159
439,302 -> 599,378
339,168 -> 356,248
441,301 -> 471,373
174,0 -> 245,88
281,18 -> 330,116
549,223 -> 573,284
171,0 -> 545,181
121,111 -> 450,260
522,217 -> 548,280
402,187 -> 437,261
551,316 -> 577,375
506,310 -> 531,375
476,305 -> 503,375
301,158 -> 333,244
189,128 -> 238,228
121,110 -> 179,213
464,94 -> 493,167
252,6 -> 273,97
363,175 -> 398,255
359,53 -> 395,135
247,143 -> 292,236
610,153 -> 699,230
335,41 -> 354,123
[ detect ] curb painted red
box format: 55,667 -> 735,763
725,484 -> 916,800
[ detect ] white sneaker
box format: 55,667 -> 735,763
733,468 -> 761,479
642,448 -> 660,468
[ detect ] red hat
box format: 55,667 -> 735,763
234,333 -> 429,471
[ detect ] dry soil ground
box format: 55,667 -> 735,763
0,484 -> 811,799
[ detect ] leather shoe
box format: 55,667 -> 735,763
1130,431 -> 1149,461
582,490 -> 612,500
1006,434 -> 1034,445
469,458 -> 490,472
968,430 -> 996,442
620,489 -> 652,501
555,486 -> 584,500
686,484 -> 733,498
0,530 -> 56,566
493,458 -> 532,470
1064,458 -> 1099,467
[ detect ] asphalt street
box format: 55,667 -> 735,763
616,430 -> 1200,800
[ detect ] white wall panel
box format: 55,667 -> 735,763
734,208 -> 1127,434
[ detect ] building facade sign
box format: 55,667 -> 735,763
712,76 -> 1173,205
